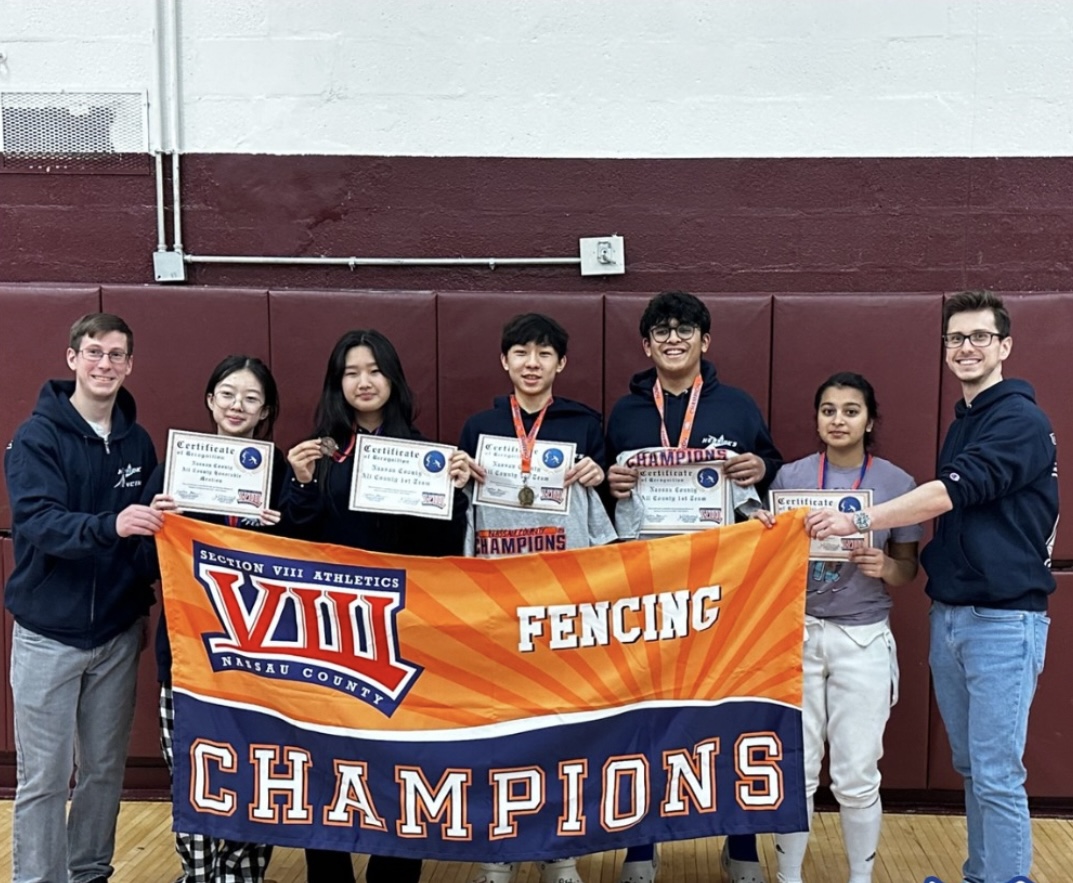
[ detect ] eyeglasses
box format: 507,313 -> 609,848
650,322 -> 698,342
212,390 -> 265,411
942,331 -> 1004,349
79,348 -> 129,364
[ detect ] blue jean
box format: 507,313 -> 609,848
10,619 -> 143,883
929,601 -> 1048,883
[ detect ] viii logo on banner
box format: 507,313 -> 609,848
157,511 -> 811,861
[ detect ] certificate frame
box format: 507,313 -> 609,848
636,461 -> 731,534
348,435 -> 456,521
163,429 -> 275,517
473,433 -> 576,515
768,488 -> 874,561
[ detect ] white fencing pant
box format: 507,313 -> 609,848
775,616 -> 898,882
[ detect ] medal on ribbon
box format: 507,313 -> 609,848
511,395 -> 553,508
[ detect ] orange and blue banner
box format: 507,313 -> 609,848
157,511 -> 810,860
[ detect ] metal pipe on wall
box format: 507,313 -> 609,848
151,0 -> 167,252
166,0 -> 183,253
185,254 -> 580,269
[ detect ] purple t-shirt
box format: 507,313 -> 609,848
770,453 -> 923,625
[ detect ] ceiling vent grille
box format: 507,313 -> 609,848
0,91 -> 149,174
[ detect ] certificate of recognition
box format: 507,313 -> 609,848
769,489 -> 874,561
473,433 -> 575,514
636,461 -> 731,533
349,435 -> 456,520
163,429 -> 274,517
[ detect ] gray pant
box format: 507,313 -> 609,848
10,619 -> 142,883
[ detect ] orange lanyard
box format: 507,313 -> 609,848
817,453 -> 872,489
653,375 -> 703,449
510,396 -> 553,476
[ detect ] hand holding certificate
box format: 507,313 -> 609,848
769,489 -> 874,561
349,436 -> 456,520
163,429 -> 275,517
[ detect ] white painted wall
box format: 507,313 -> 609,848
1,0 -> 1071,157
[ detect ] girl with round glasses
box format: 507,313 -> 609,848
143,354 -> 285,883
282,329 -> 472,883
753,372 -> 921,883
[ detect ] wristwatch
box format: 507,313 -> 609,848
851,510 -> 872,533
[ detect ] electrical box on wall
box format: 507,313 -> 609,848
579,235 -> 626,276
153,250 -> 186,283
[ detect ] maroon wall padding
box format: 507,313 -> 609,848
0,285 -> 102,529
769,294 -> 944,791
268,289 -> 439,450
939,292 -> 1073,560
603,294 -> 773,421
1023,572 -> 1073,796
436,292 -> 605,447
1,540 -> 10,754
926,573 -> 1073,797
126,604 -> 165,763
101,286 -> 272,459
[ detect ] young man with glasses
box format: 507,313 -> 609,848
605,290 -> 782,883
4,312 -> 164,883
807,291 -> 1058,883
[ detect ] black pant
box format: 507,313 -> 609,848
305,849 -> 422,883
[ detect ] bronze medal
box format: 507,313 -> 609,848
319,436 -> 339,457
518,485 -> 536,507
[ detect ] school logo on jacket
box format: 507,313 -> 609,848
701,434 -> 739,450
192,541 -> 421,716
113,463 -> 143,488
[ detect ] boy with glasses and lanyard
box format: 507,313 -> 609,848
807,291 -> 1058,883
4,313 -> 164,883
606,291 -> 782,883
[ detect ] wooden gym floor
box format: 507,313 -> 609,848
0,800 -> 1070,882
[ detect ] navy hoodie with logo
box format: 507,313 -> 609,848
924,379 -> 1059,611
4,380 -> 158,649
606,361 -> 782,492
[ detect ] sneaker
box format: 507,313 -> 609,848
471,862 -> 516,883
721,840 -> 767,883
539,857 -> 585,883
618,848 -> 660,883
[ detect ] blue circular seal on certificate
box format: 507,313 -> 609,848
696,467 -> 720,488
238,447 -> 263,471
838,495 -> 862,512
423,450 -> 446,473
542,448 -> 564,468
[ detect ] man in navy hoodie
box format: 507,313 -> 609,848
5,313 -> 164,883
605,291 -> 782,883
808,291 -> 1058,883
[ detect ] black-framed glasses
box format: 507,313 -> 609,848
942,331 -> 1004,349
650,322 -> 698,342
79,348 -> 129,364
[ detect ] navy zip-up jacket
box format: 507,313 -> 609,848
924,379 -> 1059,611
4,380 -> 158,648
606,361 -> 782,493
459,395 -> 607,468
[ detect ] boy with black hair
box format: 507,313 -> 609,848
606,290 -> 782,883
5,313 -> 164,883
458,312 -> 615,883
